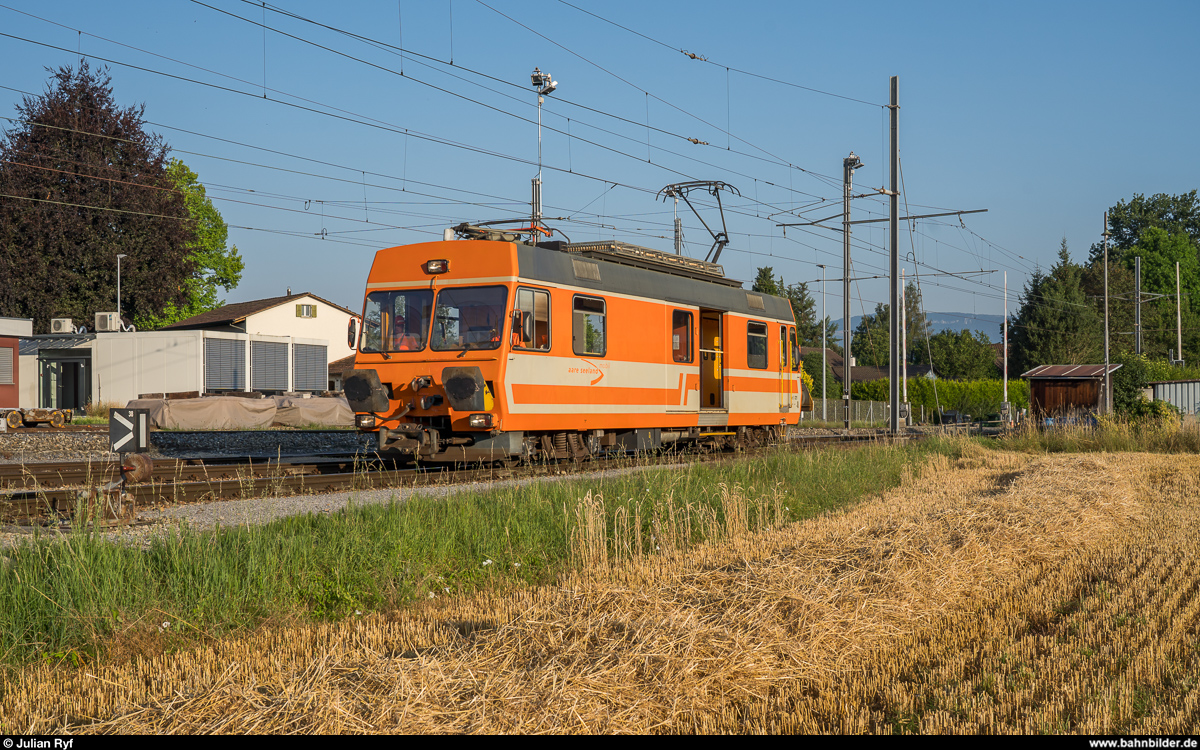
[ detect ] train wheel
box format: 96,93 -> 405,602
49,411 -> 66,428
4,411 -> 21,430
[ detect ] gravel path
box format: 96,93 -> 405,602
139,462 -> 679,531
1,462 -> 683,550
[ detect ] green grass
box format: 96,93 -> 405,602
69,416 -> 108,425
0,441 -> 951,669
795,419 -> 890,429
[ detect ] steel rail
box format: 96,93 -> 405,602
1,431 -> 914,525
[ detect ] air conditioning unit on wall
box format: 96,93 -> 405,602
50,318 -> 74,334
95,312 -> 121,332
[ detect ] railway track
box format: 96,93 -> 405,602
0,430 -> 912,527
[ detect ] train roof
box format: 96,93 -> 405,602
517,240 -> 795,323
540,240 -> 736,286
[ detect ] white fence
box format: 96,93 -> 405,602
798,398 -> 931,425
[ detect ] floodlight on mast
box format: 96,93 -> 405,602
531,67 -> 558,228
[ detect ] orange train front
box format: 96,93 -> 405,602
343,231 -> 810,462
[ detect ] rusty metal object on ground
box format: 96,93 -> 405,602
121,453 -> 154,484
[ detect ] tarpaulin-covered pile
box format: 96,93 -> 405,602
125,395 -> 354,430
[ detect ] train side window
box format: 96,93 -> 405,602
514,287 -> 551,351
747,321 -> 768,369
780,325 -> 788,369
573,296 -> 606,356
672,310 -> 693,363
790,327 -> 800,372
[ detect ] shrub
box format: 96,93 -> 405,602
850,378 -> 1029,417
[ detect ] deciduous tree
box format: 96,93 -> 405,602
851,282 -> 930,370
926,329 -> 998,381
1088,191 -> 1200,266
136,159 -> 244,329
0,62 -> 193,331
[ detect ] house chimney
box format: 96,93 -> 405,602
287,287 -> 292,296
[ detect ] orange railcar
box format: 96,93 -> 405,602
343,236 -> 809,462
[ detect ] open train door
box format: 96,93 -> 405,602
699,310 -> 724,412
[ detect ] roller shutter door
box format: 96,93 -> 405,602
204,338 -> 246,391
0,346 -> 12,385
251,340 -> 289,392
293,343 -> 327,392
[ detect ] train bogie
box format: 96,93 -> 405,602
343,236 -> 809,463
1,408 -> 71,429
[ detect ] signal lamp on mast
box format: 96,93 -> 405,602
531,67 -> 558,229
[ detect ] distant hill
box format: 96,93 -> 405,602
832,312 -> 1006,340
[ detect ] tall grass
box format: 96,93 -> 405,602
993,416 -> 1200,454
83,400 -> 123,419
0,442 -> 944,669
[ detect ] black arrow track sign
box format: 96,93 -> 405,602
109,408 -> 149,454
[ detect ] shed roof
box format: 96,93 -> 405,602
18,334 -> 95,355
1021,364 -> 1122,379
162,292 -> 358,330
328,354 -> 356,376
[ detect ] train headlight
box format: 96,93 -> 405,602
423,259 -> 449,274
355,414 -> 376,429
468,413 -> 494,429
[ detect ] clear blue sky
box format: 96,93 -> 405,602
2,0 -> 1197,339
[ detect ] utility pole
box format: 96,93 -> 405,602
901,269 -> 907,405
842,151 -> 863,431
888,75 -> 900,434
1135,255 -> 1143,355
1003,271 -> 1009,417
116,253 -> 127,319
1178,261 -> 1184,365
1103,214 -> 1110,413
817,264 -> 827,421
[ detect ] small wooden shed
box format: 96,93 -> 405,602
1021,364 -> 1122,418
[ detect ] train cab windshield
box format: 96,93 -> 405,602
431,285 -> 509,351
361,290 -> 434,353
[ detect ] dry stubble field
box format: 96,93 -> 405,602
4,444 -> 1199,733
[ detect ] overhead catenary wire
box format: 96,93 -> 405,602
1,4 -> 862,245
0,18 -> 847,248
553,0 -> 884,109
0,30 -> 698,200
230,0 -> 842,190
469,0 -> 844,179
0,5 -> 1069,322
214,0 -> 844,195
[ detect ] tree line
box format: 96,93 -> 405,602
753,188 -> 1200,396
751,266 -> 1000,385
1010,193 -> 1200,373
